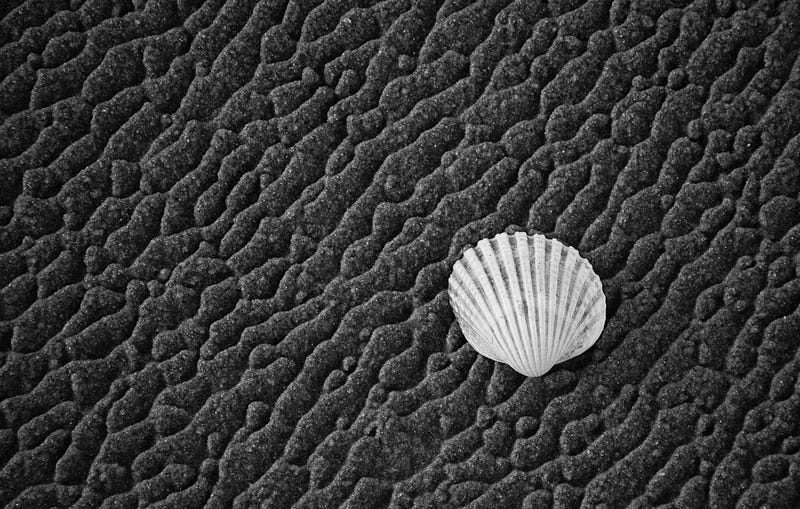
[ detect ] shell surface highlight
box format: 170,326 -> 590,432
448,232 -> 606,377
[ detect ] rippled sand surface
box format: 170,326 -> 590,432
1,1 -> 800,507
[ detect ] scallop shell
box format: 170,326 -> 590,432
448,232 -> 606,377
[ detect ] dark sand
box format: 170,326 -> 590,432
1,0 -> 800,507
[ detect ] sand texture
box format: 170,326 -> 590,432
2,0 -> 800,507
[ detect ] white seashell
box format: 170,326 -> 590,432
448,232 -> 606,377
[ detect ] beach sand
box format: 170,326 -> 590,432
1,0 -> 800,507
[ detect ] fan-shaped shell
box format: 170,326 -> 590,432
448,232 -> 606,377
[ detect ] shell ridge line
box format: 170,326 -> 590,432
529,236 -> 543,370
492,233 -> 530,373
549,239 -> 563,368
564,257 -> 586,336
512,232 -> 537,375
468,242 -> 519,367
560,269 -> 592,352
553,245 -> 573,360
451,263 -> 500,344
560,281 -> 605,362
510,233 -> 538,375
482,236 -> 527,372
449,271 -> 499,360
451,259 -> 503,361
506,234 -> 535,371
544,238 -> 560,370
560,281 -> 596,358
451,259 -> 502,360
556,250 -> 582,359
564,306 -> 604,361
565,260 -> 598,341
564,256 -> 593,350
480,239 -> 519,369
532,235 -> 549,372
